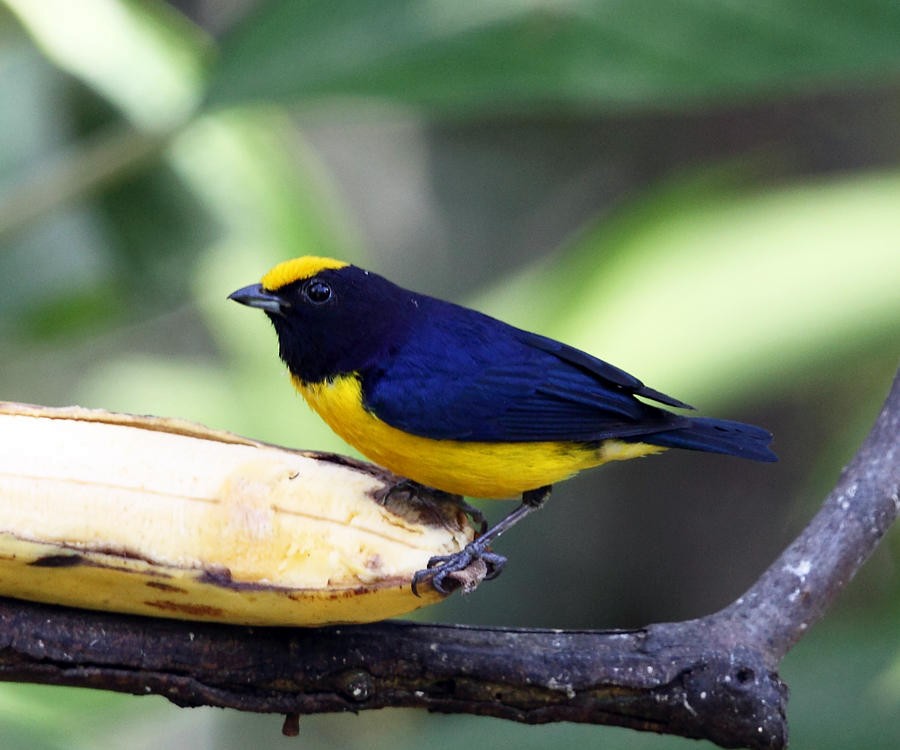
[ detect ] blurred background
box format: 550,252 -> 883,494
1,1 -> 898,747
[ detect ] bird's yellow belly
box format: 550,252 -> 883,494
295,375 -> 665,499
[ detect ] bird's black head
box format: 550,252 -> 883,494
228,256 -> 417,383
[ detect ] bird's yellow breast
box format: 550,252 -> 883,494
294,375 -> 665,499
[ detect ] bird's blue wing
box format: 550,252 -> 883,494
361,305 -> 686,442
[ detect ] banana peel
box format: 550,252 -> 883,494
0,402 -> 475,626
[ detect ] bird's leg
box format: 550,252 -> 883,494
412,485 -> 552,596
380,479 -> 487,533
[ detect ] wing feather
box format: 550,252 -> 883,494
362,303 -> 686,442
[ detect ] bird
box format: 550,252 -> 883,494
229,256 -> 776,594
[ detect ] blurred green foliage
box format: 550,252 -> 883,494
0,0 -> 898,748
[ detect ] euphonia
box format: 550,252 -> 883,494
229,256 -> 776,594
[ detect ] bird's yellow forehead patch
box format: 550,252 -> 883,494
261,256 -> 349,290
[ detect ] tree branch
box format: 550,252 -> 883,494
1,371 -> 897,750
713,368 -> 900,660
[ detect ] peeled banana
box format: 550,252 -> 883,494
0,402 -> 474,626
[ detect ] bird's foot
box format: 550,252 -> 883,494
412,538 -> 507,596
410,485 -> 553,597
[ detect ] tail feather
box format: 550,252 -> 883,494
642,417 -> 777,462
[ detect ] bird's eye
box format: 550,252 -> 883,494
303,279 -> 333,305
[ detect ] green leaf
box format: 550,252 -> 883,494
4,0 -> 211,131
208,0 -> 900,113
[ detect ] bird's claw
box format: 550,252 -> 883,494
411,541 -> 507,596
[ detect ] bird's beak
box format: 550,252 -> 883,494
228,284 -> 289,315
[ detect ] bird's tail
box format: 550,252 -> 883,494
642,417 -> 777,462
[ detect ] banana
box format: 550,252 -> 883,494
0,402 -> 475,626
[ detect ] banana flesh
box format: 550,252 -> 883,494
0,402 -> 474,626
